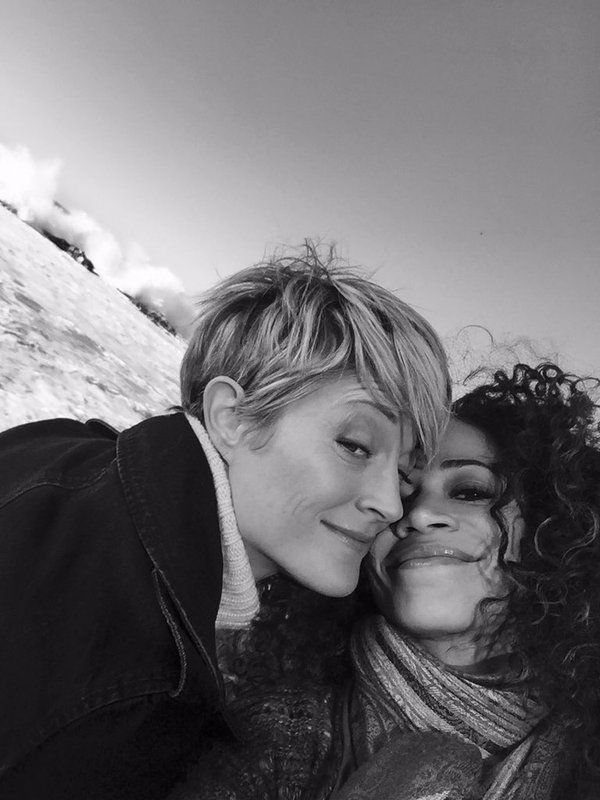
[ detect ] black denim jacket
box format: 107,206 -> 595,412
0,413 -> 230,799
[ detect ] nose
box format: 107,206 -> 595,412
356,465 -> 404,527
399,491 -> 457,535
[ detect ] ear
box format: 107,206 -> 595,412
203,376 -> 246,463
504,501 -> 524,562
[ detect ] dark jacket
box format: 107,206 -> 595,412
0,412 -> 231,799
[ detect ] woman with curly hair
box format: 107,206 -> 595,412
171,364 -> 600,800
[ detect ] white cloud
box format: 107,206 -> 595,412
0,142 -> 195,336
0,144 -> 61,222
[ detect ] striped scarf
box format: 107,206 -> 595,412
349,615 -> 564,800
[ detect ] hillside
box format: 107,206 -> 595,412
0,205 -> 187,431
1,201 -> 566,433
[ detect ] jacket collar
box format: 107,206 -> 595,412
116,413 -> 223,663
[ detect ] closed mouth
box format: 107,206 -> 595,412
322,521 -> 373,548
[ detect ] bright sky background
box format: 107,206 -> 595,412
2,0 -> 599,374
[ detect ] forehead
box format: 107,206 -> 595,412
284,376 -> 377,412
433,417 -> 497,467
284,376 -> 414,438
319,378 -> 392,412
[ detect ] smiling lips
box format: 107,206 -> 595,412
322,521 -> 374,552
388,545 -> 481,569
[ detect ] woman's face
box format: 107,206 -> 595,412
228,375 -> 415,597
369,418 -> 522,656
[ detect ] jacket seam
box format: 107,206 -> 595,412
116,431 -> 224,700
153,569 -> 187,697
0,461 -> 116,510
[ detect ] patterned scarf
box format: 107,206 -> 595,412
349,615 -> 565,800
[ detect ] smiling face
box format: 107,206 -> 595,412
228,376 -> 415,597
369,417 -> 522,662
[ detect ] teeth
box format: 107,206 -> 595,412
393,548 -> 477,566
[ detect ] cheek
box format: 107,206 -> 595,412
274,466 -> 332,517
477,520 -> 510,592
367,532 -> 398,606
282,460 -> 356,516
252,455 -> 342,521
370,529 -> 398,571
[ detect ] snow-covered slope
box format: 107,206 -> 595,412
2,201 -> 569,433
0,206 -> 187,431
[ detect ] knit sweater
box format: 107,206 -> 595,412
185,414 -> 259,629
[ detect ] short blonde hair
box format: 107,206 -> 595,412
181,244 -> 450,458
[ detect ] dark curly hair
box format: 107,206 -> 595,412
454,363 -> 600,794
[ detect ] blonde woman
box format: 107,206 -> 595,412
0,244 -> 449,799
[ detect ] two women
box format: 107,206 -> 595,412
174,363 -> 600,799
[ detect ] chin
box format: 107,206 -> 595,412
291,560 -> 360,598
387,599 -> 476,637
310,571 -> 358,597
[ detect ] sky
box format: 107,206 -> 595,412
1,0 -> 599,374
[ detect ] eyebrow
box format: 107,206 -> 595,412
440,458 -> 497,471
346,399 -> 398,423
